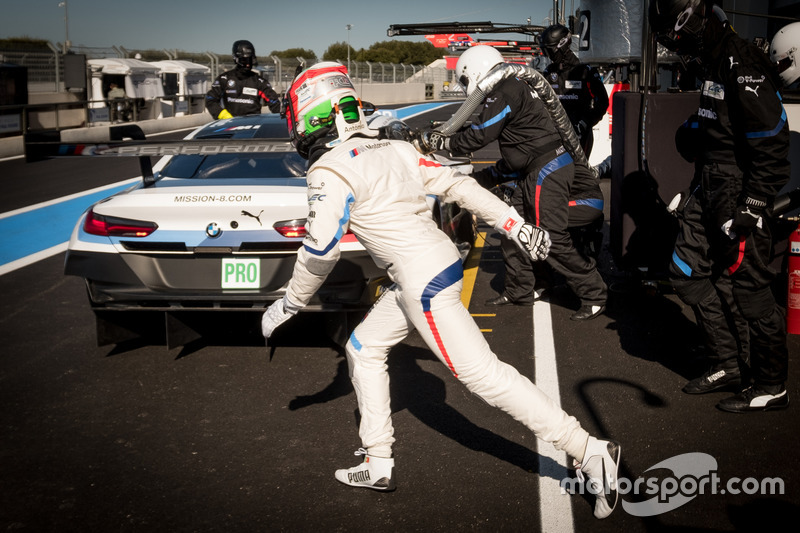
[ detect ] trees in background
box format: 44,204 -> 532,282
268,48 -> 318,61
322,40 -> 443,65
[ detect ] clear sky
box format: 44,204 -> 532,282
2,0 -> 570,58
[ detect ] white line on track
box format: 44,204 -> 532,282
534,299 -> 575,533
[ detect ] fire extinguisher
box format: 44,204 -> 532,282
607,81 -> 630,137
787,223 -> 800,335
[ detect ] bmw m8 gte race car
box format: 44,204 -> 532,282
29,112 -> 476,347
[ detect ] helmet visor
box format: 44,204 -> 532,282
236,55 -> 255,69
336,96 -> 362,123
303,100 -> 336,136
775,55 -> 793,75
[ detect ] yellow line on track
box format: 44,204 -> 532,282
461,231 -> 486,309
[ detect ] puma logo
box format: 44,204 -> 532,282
241,210 -> 264,226
745,85 -> 760,97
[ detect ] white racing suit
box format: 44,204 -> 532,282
284,136 -> 589,460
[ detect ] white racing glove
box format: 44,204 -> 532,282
495,206 -> 551,261
261,295 -> 301,338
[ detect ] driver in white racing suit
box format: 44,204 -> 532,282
260,62 -> 621,519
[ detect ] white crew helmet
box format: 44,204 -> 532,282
771,22 -> 800,87
454,45 -> 505,95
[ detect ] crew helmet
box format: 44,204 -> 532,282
771,22 -> 800,87
649,0 -> 710,57
232,40 -> 257,69
540,24 -> 573,64
454,45 -> 504,96
286,61 -> 374,158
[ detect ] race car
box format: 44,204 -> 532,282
51,112 -> 475,347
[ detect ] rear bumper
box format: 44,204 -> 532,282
65,249 -> 389,311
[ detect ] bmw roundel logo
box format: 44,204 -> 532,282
206,222 -> 222,238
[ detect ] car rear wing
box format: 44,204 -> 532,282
24,124 -> 295,187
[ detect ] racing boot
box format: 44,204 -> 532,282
485,294 -> 533,306
575,437 -> 621,519
334,448 -> 396,491
717,384 -> 789,413
571,304 -> 605,321
682,361 -> 742,394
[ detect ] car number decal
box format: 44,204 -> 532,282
221,258 -> 260,289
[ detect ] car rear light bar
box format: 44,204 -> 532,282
84,208 -> 158,237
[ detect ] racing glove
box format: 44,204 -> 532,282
261,295 -> 301,338
217,109 -> 234,120
413,129 -> 449,155
729,195 -> 767,238
495,206 -> 551,261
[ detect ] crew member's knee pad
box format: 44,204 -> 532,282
671,277 -> 715,306
569,219 -> 603,260
732,285 -> 775,321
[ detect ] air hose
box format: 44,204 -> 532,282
434,63 -> 597,178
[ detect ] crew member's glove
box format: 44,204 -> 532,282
730,195 -> 767,237
261,295 -> 301,338
495,206 -> 551,261
217,109 -> 234,120
413,129 -> 449,155
574,120 -> 589,138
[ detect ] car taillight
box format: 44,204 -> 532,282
272,219 -> 357,241
84,208 -> 158,237
273,219 -> 307,239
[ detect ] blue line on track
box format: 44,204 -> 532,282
0,184 -> 131,264
391,102 -> 458,119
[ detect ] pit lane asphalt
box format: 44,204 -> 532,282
1,106 -> 798,532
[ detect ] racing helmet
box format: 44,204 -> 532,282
540,24 -> 572,64
771,22 -> 800,87
454,45 -> 504,96
232,40 -> 257,69
286,61 -> 374,158
649,0 -> 710,57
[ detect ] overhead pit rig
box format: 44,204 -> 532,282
387,21 -> 544,59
